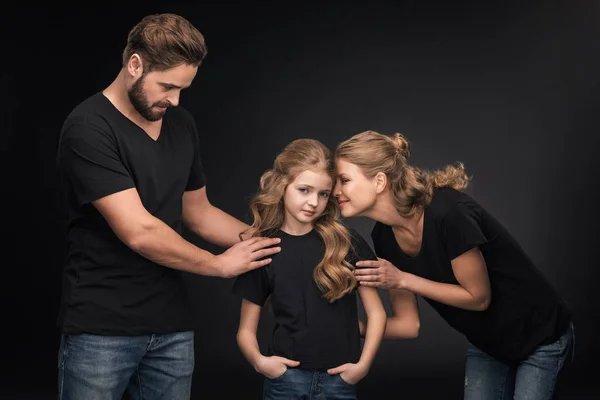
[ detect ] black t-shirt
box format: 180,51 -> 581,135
56,92 -> 206,335
372,187 -> 571,364
232,228 -> 376,370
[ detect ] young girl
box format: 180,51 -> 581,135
232,138 -> 387,400
334,130 -> 574,400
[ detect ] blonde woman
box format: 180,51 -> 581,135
334,130 -> 574,400
233,139 -> 389,399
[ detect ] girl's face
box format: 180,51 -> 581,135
281,169 -> 333,234
334,158 -> 378,218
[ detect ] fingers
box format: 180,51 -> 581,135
358,281 -> 381,287
248,237 -> 281,252
355,260 -> 380,268
354,267 -> 380,276
248,259 -> 272,269
327,364 -> 348,375
279,358 -> 300,367
252,247 -> 281,261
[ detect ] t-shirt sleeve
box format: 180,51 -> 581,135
441,202 -> 488,260
349,229 -> 377,264
232,267 -> 271,306
184,113 -> 207,191
57,121 -> 135,206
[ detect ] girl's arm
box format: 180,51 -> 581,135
356,286 -> 387,369
327,286 -> 386,383
356,248 -> 491,311
236,299 -> 299,378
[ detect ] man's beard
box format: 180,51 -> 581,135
128,75 -> 169,122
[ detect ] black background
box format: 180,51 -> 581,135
1,1 -> 599,398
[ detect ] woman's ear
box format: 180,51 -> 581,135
374,172 -> 387,194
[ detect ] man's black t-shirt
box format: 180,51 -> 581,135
56,92 -> 206,335
232,228 -> 376,370
372,187 -> 571,364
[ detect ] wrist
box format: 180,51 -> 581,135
356,360 -> 371,374
252,354 -> 266,372
397,271 -> 409,290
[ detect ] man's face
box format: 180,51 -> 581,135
128,63 -> 198,122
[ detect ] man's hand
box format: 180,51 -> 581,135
255,355 -> 300,379
216,236 -> 281,278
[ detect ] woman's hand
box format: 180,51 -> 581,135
355,257 -> 407,290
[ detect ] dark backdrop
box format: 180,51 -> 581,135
1,1 -> 599,398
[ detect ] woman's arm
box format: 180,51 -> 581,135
383,288 -> 420,338
355,249 -> 491,311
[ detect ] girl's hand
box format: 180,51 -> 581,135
256,355 -> 300,379
327,362 -> 368,385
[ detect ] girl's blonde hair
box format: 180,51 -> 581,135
336,130 -> 470,217
243,139 -> 356,302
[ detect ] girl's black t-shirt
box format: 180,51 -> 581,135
233,228 -> 376,370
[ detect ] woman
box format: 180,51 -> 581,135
334,130 -> 573,400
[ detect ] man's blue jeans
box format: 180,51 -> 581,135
464,322 -> 575,400
58,331 -> 194,400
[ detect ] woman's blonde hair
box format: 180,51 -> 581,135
243,139 -> 356,302
335,130 -> 470,218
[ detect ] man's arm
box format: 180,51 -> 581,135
93,188 -> 280,278
182,186 -> 249,247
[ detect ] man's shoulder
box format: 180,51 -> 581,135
61,93 -> 113,133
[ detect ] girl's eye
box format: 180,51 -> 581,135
319,192 -> 330,198
299,188 -> 308,193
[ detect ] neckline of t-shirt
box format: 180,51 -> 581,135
278,228 -> 317,239
391,206 -> 427,260
97,92 -> 167,143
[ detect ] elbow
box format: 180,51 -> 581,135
409,320 -> 420,339
404,319 -> 420,339
474,294 -> 491,311
127,228 -> 154,254
386,318 -> 420,339
125,220 -> 161,255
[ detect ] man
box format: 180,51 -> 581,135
56,13 -> 280,399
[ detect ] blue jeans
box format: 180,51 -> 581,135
263,368 -> 356,400
57,331 -> 194,400
464,323 -> 574,400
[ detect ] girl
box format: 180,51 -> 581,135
334,130 -> 574,400
233,139 -> 387,400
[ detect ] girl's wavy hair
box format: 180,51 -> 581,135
242,139 -> 356,302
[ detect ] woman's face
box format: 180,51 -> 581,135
334,158 -> 379,218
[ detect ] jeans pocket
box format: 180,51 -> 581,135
267,367 -> 289,381
336,373 -> 355,386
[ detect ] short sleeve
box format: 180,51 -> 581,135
441,202 -> 488,260
184,113 -> 207,191
57,122 -> 134,206
348,229 -> 377,264
232,267 -> 271,306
